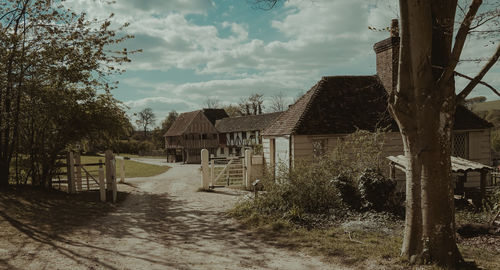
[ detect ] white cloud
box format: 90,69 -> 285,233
69,0 -> 500,117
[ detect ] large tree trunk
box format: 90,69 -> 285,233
394,0 -> 463,267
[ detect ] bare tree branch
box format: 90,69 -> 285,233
457,42 -> 500,100
455,69 -> 500,97
437,0 -> 483,90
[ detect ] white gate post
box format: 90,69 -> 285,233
66,152 -> 76,194
105,150 -> 113,190
120,158 -> 125,183
75,152 -> 82,192
112,157 -> 117,203
98,160 -> 106,202
201,149 -> 210,190
210,159 -> 215,187
245,149 -> 253,189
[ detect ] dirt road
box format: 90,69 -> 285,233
0,163 -> 345,270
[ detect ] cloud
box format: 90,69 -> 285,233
69,0 -> 500,117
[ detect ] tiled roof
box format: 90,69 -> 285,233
215,112 -> 282,133
164,108 -> 229,137
261,82 -> 319,136
454,105 -> 493,129
164,110 -> 201,137
263,75 -> 492,136
202,108 -> 229,125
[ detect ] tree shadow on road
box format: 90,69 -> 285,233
0,186 -> 295,270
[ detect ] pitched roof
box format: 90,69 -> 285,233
454,105 -> 493,130
164,110 -> 201,137
263,75 -> 492,136
215,112 -> 282,133
202,108 -> 229,125
164,108 -> 229,137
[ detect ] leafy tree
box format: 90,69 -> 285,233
0,0 -> 136,188
254,0 -> 500,267
465,96 -> 487,109
151,110 -> 179,149
239,93 -> 264,115
161,110 -> 179,132
223,104 -> 243,117
135,107 -> 156,139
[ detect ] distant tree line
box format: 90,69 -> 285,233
203,92 -> 292,117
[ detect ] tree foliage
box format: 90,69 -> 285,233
0,0 -> 136,188
135,107 -> 156,138
253,0 -> 500,267
223,104 -> 243,117
239,93 -> 264,115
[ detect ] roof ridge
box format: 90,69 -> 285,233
290,78 -> 324,134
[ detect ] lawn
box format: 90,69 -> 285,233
76,155 -> 170,179
116,153 -> 166,159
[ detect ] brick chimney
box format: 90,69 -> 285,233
373,19 -> 400,94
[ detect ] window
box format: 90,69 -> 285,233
201,134 -> 207,140
452,133 -> 469,159
312,139 -> 327,158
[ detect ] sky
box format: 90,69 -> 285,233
64,0 -> 500,126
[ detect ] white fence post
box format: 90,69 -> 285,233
245,149 -> 253,189
99,160 -> 106,202
66,152 -> 76,194
112,157 -> 117,203
201,149 -> 210,190
120,158 -> 125,183
210,159 -> 215,187
75,152 -> 82,192
105,150 -> 113,191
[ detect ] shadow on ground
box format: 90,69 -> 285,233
0,186 -> 288,269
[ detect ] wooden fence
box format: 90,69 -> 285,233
53,150 -> 124,203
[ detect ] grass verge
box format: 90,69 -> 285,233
230,204 -> 406,269
230,206 -> 500,269
71,155 -> 170,178
116,153 -> 166,159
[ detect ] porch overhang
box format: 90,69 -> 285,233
386,155 -> 493,200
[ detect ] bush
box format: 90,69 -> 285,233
232,129 -> 401,227
331,174 -> 361,210
357,169 -> 397,211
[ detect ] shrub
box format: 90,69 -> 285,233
232,129 -> 398,227
331,174 -> 361,210
357,169 -> 397,211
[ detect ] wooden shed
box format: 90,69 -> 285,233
164,109 -> 228,164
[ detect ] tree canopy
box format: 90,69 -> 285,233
0,0 -> 136,188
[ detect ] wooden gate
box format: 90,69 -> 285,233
52,150 -> 118,202
209,157 -> 245,188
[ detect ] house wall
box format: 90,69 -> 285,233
275,136 -> 290,168
263,137 -> 271,166
262,136 -> 290,168
290,130 -> 491,190
464,129 -> 491,187
217,130 -> 261,158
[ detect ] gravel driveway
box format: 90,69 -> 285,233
0,163 -> 346,270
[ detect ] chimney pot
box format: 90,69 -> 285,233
390,19 -> 399,37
